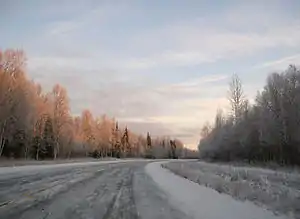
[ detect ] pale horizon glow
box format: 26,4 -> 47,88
2,0 -> 300,149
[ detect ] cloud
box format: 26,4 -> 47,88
21,1 -> 300,149
115,80 -> 229,148
222,0 -> 295,30
48,21 -> 83,36
46,2 -> 130,36
154,75 -> 230,105
27,1 -> 300,73
156,74 -> 228,92
254,54 -> 300,70
126,24 -> 300,70
121,1 -> 300,70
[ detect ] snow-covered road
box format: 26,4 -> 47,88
0,160 -> 290,219
0,160 -> 190,219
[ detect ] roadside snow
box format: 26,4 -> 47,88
164,161 -> 300,218
146,161 -> 289,219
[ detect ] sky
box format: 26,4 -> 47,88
1,0 -> 300,149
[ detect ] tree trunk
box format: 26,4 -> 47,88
54,148 -> 57,159
0,138 -> 5,157
0,120 -> 7,157
36,144 -> 39,160
24,145 -> 28,160
54,141 -> 59,159
67,149 -> 72,159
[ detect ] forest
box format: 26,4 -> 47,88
199,65 -> 300,166
0,49 -> 194,160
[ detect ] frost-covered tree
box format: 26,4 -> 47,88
199,66 -> 300,165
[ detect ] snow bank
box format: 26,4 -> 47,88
146,161 -> 289,219
164,161 -> 299,218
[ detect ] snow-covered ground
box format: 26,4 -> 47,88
146,161 -> 289,219
163,161 -> 300,219
0,159 -> 295,219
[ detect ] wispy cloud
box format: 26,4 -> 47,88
254,54 -> 300,70
125,24 -> 300,70
46,2 -> 129,36
157,74 -> 228,91
48,21 -> 83,36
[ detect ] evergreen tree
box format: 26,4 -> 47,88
145,132 -> 153,158
113,122 -> 121,158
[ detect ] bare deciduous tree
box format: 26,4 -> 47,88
228,74 -> 245,123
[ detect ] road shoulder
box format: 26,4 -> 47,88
145,161 -> 288,219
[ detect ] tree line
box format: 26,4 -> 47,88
198,65 -> 300,166
0,49 -> 192,160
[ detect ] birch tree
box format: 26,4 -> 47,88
51,84 -> 70,159
228,74 -> 245,123
0,50 -> 26,156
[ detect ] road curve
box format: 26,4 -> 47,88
0,161 -> 191,219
